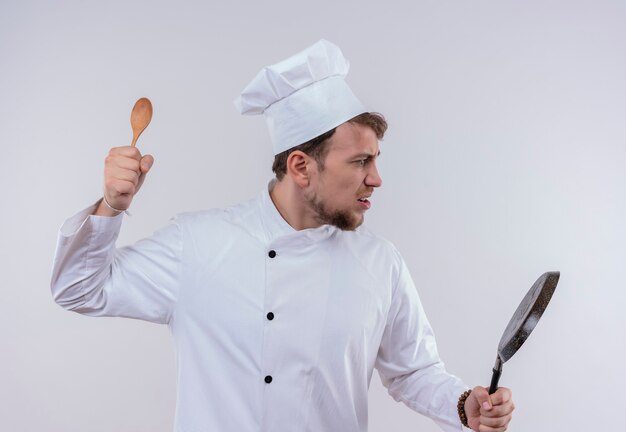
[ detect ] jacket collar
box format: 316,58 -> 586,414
258,180 -> 337,246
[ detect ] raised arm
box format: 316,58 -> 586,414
50,146 -> 181,324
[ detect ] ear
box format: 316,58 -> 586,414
286,150 -> 314,188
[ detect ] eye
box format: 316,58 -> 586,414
356,159 -> 367,167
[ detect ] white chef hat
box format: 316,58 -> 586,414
234,39 -> 366,155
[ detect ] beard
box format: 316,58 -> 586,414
304,189 -> 364,231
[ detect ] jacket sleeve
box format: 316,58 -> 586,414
375,255 -> 469,432
50,201 -> 182,324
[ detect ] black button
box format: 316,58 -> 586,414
268,250 -> 277,258
266,312 -> 274,320
264,375 -> 273,384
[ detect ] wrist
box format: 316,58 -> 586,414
457,389 -> 472,428
93,197 -> 126,217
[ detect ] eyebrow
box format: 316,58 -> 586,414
353,151 -> 381,159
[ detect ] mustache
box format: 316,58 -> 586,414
357,188 -> 374,196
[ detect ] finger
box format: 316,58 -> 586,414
490,387 -> 512,406
478,424 -> 509,432
136,155 -> 154,191
481,401 -> 515,418
109,146 -> 143,160
105,161 -> 141,190
137,169 -> 148,191
106,154 -> 142,172
471,386 -> 493,411
111,168 -> 140,184
480,412 -> 513,429
140,154 -> 154,173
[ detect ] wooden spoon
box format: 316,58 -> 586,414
130,97 -> 153,147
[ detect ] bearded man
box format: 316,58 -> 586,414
51,39 -> 514,432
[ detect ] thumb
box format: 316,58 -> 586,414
471,386 -> 493,411
136,154 -> 154,191
140,154 -> 154,174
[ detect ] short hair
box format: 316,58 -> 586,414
272,112 -> 388,181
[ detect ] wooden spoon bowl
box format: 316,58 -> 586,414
130,97 -> 153,147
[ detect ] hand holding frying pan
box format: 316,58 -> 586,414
489,271 -> 560,394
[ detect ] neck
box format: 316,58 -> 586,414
269,178 -> 321,231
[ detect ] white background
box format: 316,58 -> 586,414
1,1 -> 625,431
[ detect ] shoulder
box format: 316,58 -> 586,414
333,225 -> 405,277
173,195 -> 259,227
338,225 -> 400,258
169,195 -> 263,242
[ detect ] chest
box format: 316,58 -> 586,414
174,229 -> 392,358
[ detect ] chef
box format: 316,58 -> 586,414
51,39 -> 514,432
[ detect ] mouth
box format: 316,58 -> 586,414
357,196 -> 372,210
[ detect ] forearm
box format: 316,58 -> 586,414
51,201 -> 123,313
51,202 -> 181,323
376,254 -> 469,431
381,360 -> 468,431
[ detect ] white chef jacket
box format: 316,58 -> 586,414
50,185 -> 469,432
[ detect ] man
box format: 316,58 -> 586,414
51,40 -> 514,431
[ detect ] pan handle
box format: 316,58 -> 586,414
488,356 -> 503,394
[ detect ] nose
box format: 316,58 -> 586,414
365,163 -> 383,188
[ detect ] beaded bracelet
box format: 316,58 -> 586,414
457,389 -> 472,428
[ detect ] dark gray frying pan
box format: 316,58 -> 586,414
488,271 -> 560,394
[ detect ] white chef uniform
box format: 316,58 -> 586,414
51,184 -> 469,432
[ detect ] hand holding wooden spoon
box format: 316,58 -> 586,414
94,98 -> 154,216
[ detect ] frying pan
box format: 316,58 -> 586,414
488,271 -> 560,394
